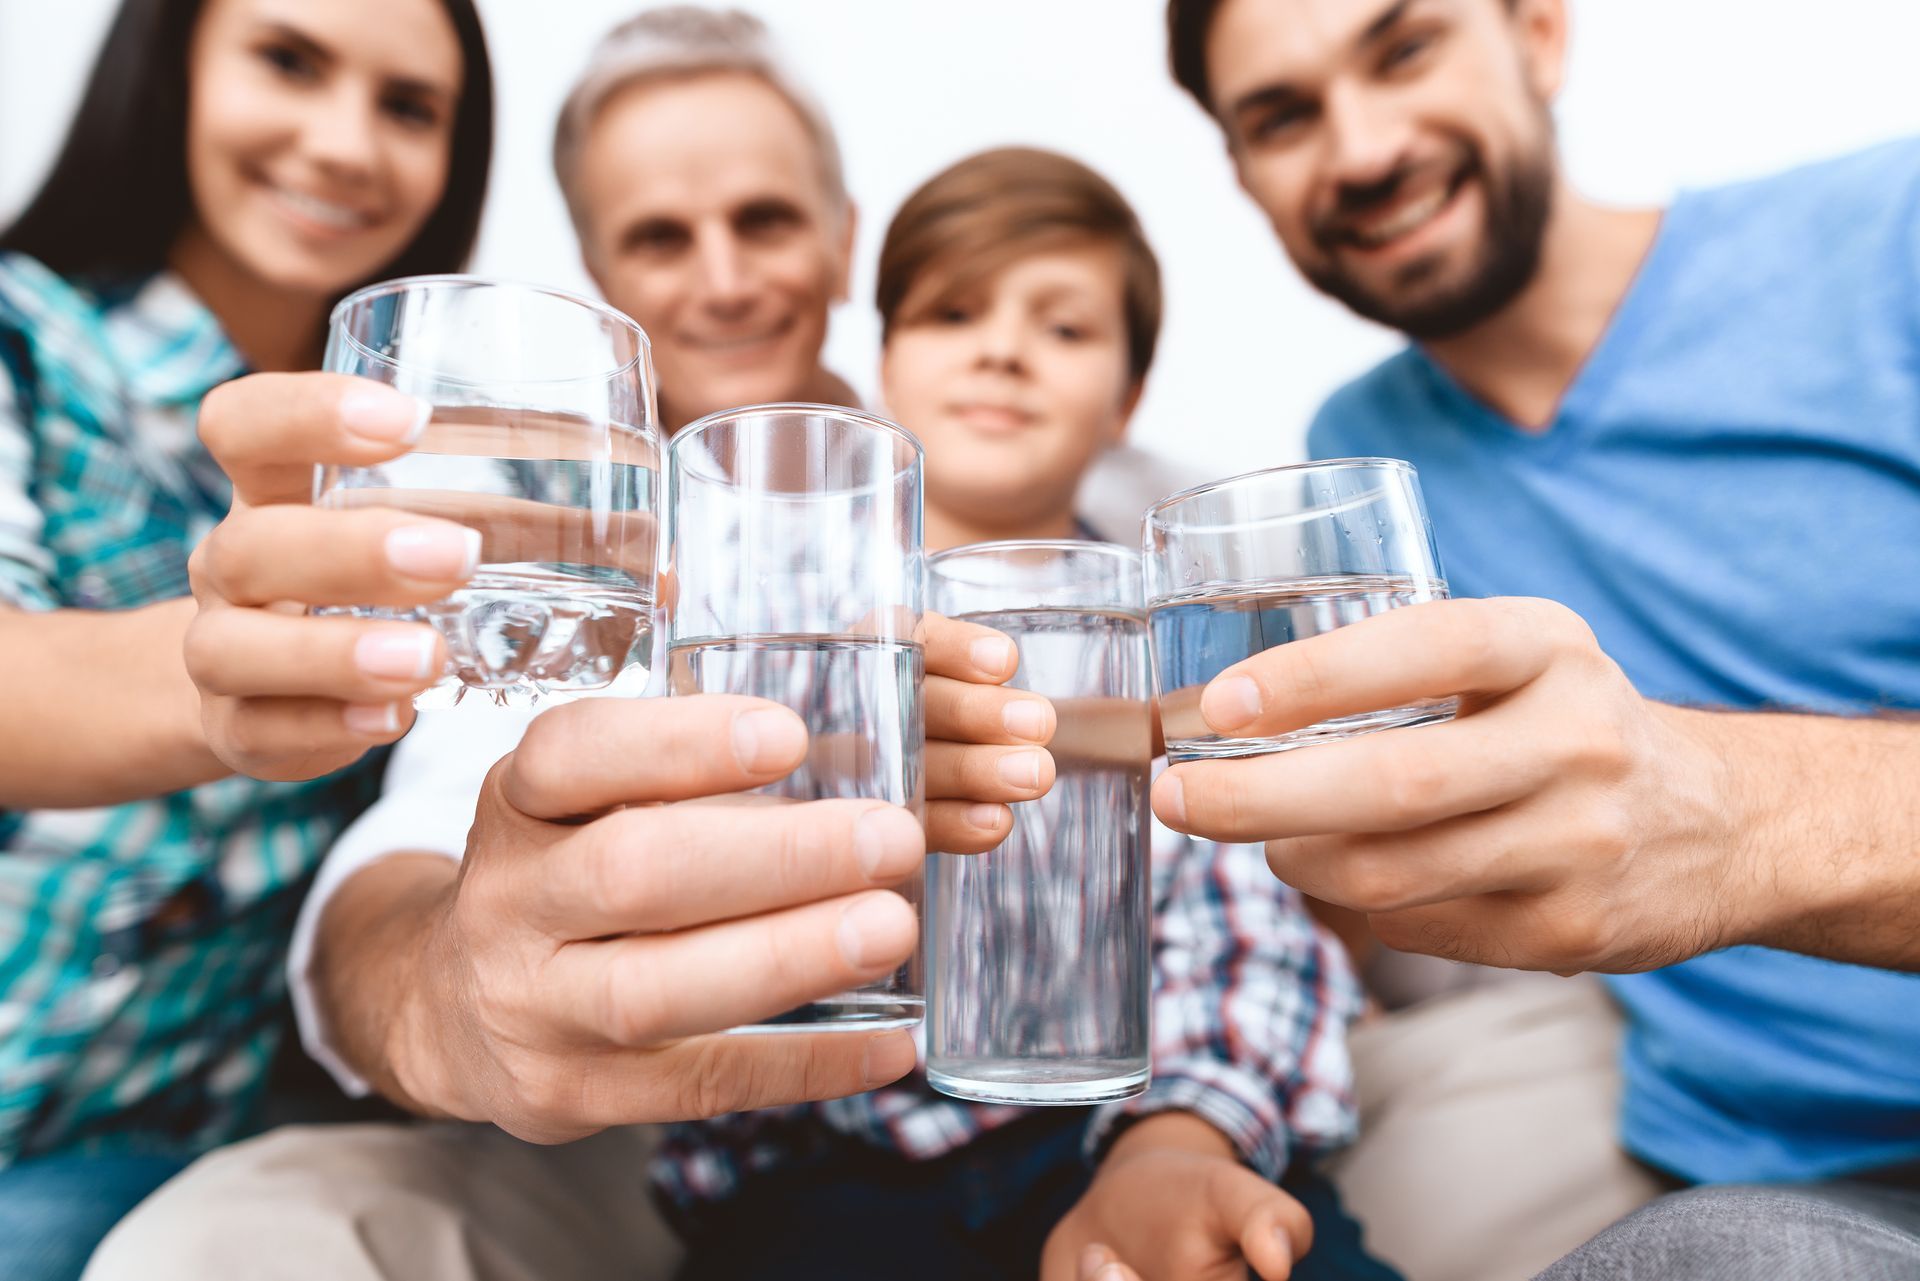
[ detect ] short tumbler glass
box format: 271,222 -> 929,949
318,275 -> 662,708
664,404 -> 925,1033
1145,458 -> 1453,761
925,541 -> 1151,1104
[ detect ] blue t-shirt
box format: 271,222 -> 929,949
1309,138 -> 1920,1184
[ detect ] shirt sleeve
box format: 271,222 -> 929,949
1084,809 -> 1366,1181
0,317 -> 58,611
287,699 -> 538,1095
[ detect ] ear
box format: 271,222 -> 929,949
1513,0 -> 1570,103
832,200 -> 859,304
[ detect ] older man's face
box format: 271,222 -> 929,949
1207,0 -> 1562,339
575,72 -> 851,427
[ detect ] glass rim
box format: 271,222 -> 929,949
927,538 -> 1137,567
670,402 -> 924,469
329,274 -> 654,388
1144,456 -> 1416,527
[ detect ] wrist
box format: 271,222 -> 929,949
1105,1110 -> 1237,1167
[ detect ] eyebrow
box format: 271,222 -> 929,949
1223,0 -> 1422,120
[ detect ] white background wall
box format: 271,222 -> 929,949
4,0 -> 1918,480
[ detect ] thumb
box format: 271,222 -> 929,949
1075,1245 -> 1144,1281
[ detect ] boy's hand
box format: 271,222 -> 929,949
1040,1113 -> 1309,1281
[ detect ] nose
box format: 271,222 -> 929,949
693,226 -> 756,316
299,82 -> 381,181
1321,81 -> 1416,192
970,302 -> 1028,373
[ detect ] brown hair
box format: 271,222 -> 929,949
876,147 -> 1163,386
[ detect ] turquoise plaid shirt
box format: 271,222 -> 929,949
0,251 -> 382,1166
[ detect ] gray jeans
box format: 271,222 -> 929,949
1534,1177 -> 1920,1280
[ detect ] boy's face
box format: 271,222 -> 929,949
881,243 -> 1139,533
1207,0 -> 1564,339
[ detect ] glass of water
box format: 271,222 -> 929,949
664,404 -> 925,1033
925,541 -> 1151,1105
1145,457 -> 1453,761
318,276 -> 662,708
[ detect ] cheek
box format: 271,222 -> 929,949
880,340 -> 955,420
390,134 -> 454,230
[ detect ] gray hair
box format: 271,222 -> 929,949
552,7 -> 849,238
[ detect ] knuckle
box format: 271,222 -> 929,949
1379,746 -> 1449,819
600,948 -> 669,1046
1341,851 -> 1413,913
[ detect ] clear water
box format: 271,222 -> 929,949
420,568 -> 652,708
1150,573 -> 1455,760
667,634 -> 925,1031
926,608 -> 1151,1105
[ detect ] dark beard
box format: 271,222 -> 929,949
1303,139 -> 1556,342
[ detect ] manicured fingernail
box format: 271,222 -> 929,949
1156,772 -> 1188,826
731,706 -> 807,773
854,807 -> 923,882
341,387 -> 430,444
967,802 -> 1005,830
353,628 -> 437,680
996,749 -> 1045,791
384,525 -> 481,581
836,893 -> 911,970
342,702 -> 401,735
970,635 -> 1017,675
1202,674 -> 1263,732
1001,698 -> 1051,742
860,1031 -> 917,1087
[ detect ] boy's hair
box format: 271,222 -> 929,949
876,147 -> 1163,386
551,6 -> 848,236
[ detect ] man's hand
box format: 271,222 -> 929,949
187,373 -> 459,780
1153,597 -> 1747,974
323,694 -> 936,1142
1041,1113 -> 1308,1281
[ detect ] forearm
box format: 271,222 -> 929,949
0,598 -> 225,806
312,853 -> 464,1116
1685,705 -> 1920,969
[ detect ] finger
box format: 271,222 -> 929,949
1154,704 -> 1554,842
196,505 -> 478,608
925,673 -> 1054,747
199,373 -> 429,505
502,696 -> 808,819
921,612 -> 1020,685
1195,597 -> 1575,739
523,800 -> 923,937
925,799 -> 1012,854
548,889 -> 918,1043
1264,805 -> 1566,914
1213,1171 -> 1312,1281
209,695 -> 414,781
926,740 -> 1054,804
1081,1249 -> 1142,1281
186,610 -> 444,702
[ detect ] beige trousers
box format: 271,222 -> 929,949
1324,973 -> 1666,1281
84,1121 -> 685,1281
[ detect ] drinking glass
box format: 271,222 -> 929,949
664,404 -> 925,1032
925,541 -> 1151,1104
1145,457 -> 1453,760
318,276 -> 662,708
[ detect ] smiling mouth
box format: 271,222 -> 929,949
1336,166 -> 1471,252
257,173 -> 379,234
949,403 -> 1035,433
682,317 -> 794,354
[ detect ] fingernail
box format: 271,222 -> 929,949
1202,674 -> 1264,732
1097,1267 -> 1127,1281
970,635 -> 1017,675
996,749 -> 1045,791
854,807 -> 923,882
1156,772 -> 1188,826
353,628 -> 437,680
342,702 -> 400,735
341,387 -> 431,445
967,802 -> 1005,830
1079,1246 -> 1109,1279
1275,1223 -> 1295,1258
836,893 -> 910,970
860,1031 -> 917,1087
1001,698 -> 1051,742
731,707 -> 807,773
385,525 -> 481,581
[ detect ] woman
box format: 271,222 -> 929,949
0,0 -> 491,1275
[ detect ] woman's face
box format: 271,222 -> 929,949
881,242 -> 1139,530
182,0 -> 463,297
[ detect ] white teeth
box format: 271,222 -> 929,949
1351,185 -> 1452,249
273,186 -> 368,230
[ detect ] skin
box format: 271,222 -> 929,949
880,243 -> 1140,551
1153,0 -> 1920,975
0,0 -> 460,809
572,72 -> 858,432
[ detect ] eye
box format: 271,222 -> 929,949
736,202 -> 802,241
624,222 -> 690,258
380,92 -> 440,130
1380,31 -> 1437,73
1247,100 -> 1317,145
934,304 -> 975,325
258,42 -> 318,82
1049,323 -> 1088,342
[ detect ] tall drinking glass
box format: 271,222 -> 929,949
1146,458 -> 1452,760
925,541 -> 1151,1104
318,276 -> 662,707
664,404 -> 925,1032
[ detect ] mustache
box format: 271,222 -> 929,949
1310,148 -> 1478,246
